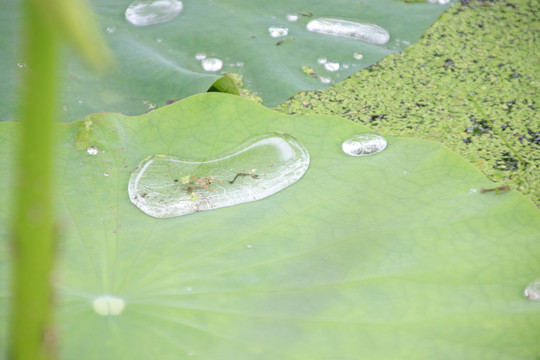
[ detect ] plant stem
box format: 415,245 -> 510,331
9,1 -> 58,359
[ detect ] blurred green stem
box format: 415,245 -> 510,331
9,1 -> 58,359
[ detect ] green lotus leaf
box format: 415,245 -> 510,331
1,0 -> 454,122
1,93 -> 539,359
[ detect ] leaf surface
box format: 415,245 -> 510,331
1,93 -> 539,359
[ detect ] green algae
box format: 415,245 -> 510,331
276,0 -> 539,207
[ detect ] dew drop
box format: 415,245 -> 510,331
286,13 -> 298,22
353,52 -> 364,60
320,76 -> 331,84
106,25 -> 116,34
324,62 -> 340,72
247,244 -> 253,249
317,57 -> 327,64
128,133 -> 310,218
268,27 -> 288,38
306,18 -> 390,45
92,295 -> 125,316
86,146 -> 99,156
195,53 -> 206,61
201,57 -> 223,72
524,278 -> 540,301
342,133 -> 387,156
125,0 -> 183,27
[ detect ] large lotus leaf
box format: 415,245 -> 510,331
1,0 -> 454,122
1,93 -> 539,359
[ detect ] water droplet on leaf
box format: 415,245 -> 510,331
128,133 -> 310,218
342,134 -> 387,156
86,146 -> 99,156
125,0 -> 183,27
268,27 -> 289,38
286,13 -> 298,22
92,295 -> 125,316
320,77 -> 331,84
201,57 -> 223,72
353,52 -> 364,60
106,26 -> 116,33
317,57 -> 327,64
195,53 -> 206,61
324,62 -> 340,72
306,18 -> 390,45
524,278 -> 540,301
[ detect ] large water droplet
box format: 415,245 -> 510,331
342,134 -> 387,156
324,62 -> 340,72
268,27 -> 289,38
125,0 -> 183,27
201,57 -> 223,72
306,18 -> 390,45
524,278 -> 540,301
93,295 -> 126,316
128,133 -> 310,218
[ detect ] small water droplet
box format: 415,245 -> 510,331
428,0 -> 451,3
201,57 -> 223,72
195,53 -> 206,61
353,52 -> 364,60
128,133 -> 310,218
16,62 -> 27,69
342,134 -> 387,156
104,172 -> 110,177
320,76 -> 331,84
143,99 -> 157,110
469,188 -> 478,193
324,62 -> 340,72
156,37 -> 163,43
286,13 -> 298,22
268,26 -> 288,38
125,0 -> 183,26
186,286 -> 193,292
87,146 -> 99,156
78,99 -> 84,104
188,351 -> 195,356
92,295 -> 125,316
62,105 -> 68,111
236,61 -> 244,67
317,57 -> 327,64
247,244 -> 253,249
306,18 -> 390,45
524,278 -> 540,301
106,25 -> 116,33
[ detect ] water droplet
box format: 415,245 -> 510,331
353,52 -> 364,60
317,57 -> 327,64
186,286 -> 193,292
188,351 -> 194,356
324,62 -> 340,72
524,278 -> 540,301
342,134 -> 387,156
268,27 -> 289,38
306,18 -> 390,45
125,0 -> 183,27
320,76 -> 331,84
428,0 -> 450,3
16,62 -> 27,69
286,13 -> 298,22
87,146 -> 99,156
247,244 -> 253,249
143,99 -> 157,110
92,295 -> 125,316
78,99 -> 84,104
195,53 -> 206,61
62,105 -> 68,111
201,57 -> 223,72
128,133 -> 310,218
156,37 -> 163,43
104,172 -> 110,177
106,25 -> 116,33
236,61 -> 244,67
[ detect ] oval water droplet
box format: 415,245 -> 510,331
86,146 -> 99,156
317,57 -> 327,64
201,57 -> 223,72
93,295 -> 125,316
342,134 -> 387,156
324,62 -> 340,72
125,0 -> 183,27
16,62 -> 27,69
320,76 -> 331,84
524,278 -> 540,301
106,25 -> 116,34
286,13 -> 298,22
306,18 -> 390,45
128,133 -> 310,218
195,53 -> 206,61
268,27 -> 289,38
353,52 -> 364,60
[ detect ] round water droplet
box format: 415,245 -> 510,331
201,57 -> 223,72
324,62 -> 340,72
93,295 -> 125,316
268,27 -> 288,38
320,76 -> 331,84
128,133 -> 310,218
106,25 -> 116,33
317,57 -> 327,64
195,53 -> 206,61
306,18 -> 390,45
17,62 -> 27,69
524,278 -> 540,301
78,99 -> 84,104
125,0 -> 183,27
104,172 -> 110,177
286,13 -> 298,22
353,52 -> 364,60
156,37 -> 163,43
87,146 -> 99,156
342,134 -> 387,156
186,286 -> 193,292
247,244 -> 253,249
